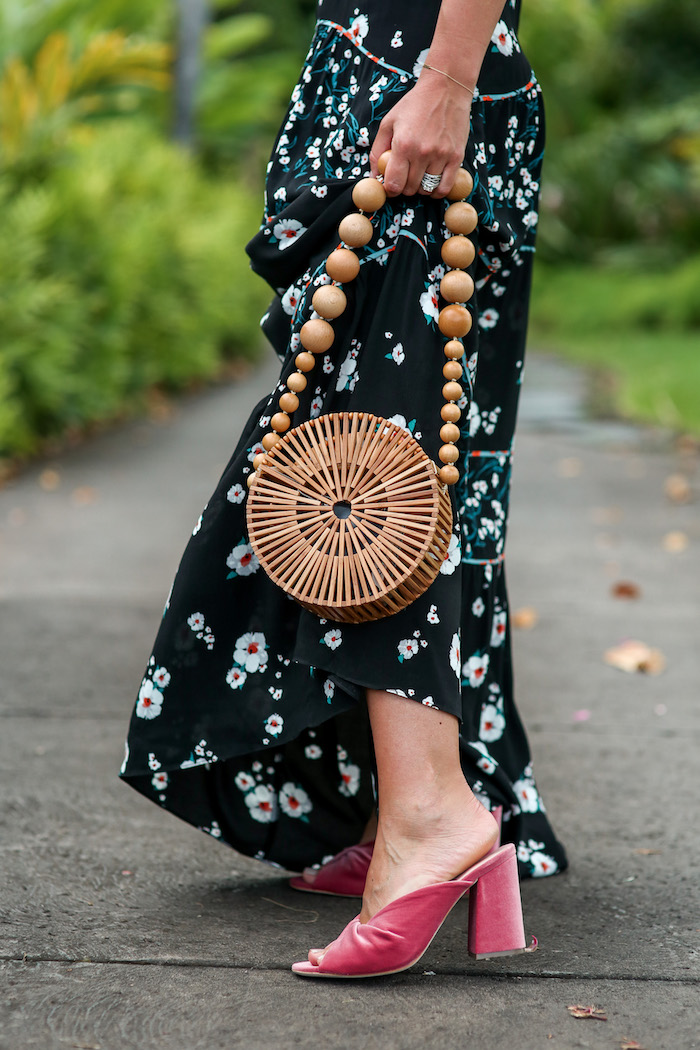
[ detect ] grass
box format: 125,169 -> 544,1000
529,263 -> 700,435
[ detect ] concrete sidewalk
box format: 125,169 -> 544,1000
1,349 -> 698,1049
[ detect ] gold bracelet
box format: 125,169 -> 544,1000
422,62 -> 475,98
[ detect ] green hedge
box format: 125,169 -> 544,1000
0,122 -> 271,459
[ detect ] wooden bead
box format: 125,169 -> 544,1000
279,391 -> 299,413
377,151 -> 392,176
326,248 -> 360,283
446,167 -> 474,201
271,412 -> 290,433
442,360 -> 463,381
442,381 -> 463,402
312,285 -> 347,320
440,422 -> 460,443
439,443 -> 460,464
352,177 -> 387,212
338,213 -> 374,248
438,304 -> 472,338
445,201 -> 478,235
286,372 -> 307,393
444,339 -> 464,359
253,453 -> 267,470
295,351 -> 316,372
438,464 -> 459,486
262,432 -> 282,451
441,235 -> 476,269
300,318 -> 335,353
246,473 -> 257,488
440,269 -> 475,304
441,403 -> 461,423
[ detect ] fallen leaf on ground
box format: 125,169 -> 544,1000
71,485 -> 98,506
653,703 -> 667,716
591,506 -> 624,525
611,580 -> 641,600
39,468 -> 60,491
512,606 -> 538,630
604,640 -> 666,675
572,709 -> 591,722
567,1004 -> 607,1021
633,848 -> 662,855
662,530 -> 689,553
620,1040 -> 646,1049
557,456 -> 583,478
664,473 -> 692,504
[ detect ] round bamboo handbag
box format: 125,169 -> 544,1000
246,155 -> 477,624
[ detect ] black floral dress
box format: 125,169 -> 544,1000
120,0 -> 568,880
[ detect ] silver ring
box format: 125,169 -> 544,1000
420,172 -> 442,192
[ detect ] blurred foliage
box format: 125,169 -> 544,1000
521,0 -> 700,265
0,122 -> 270,459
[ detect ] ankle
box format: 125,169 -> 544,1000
377,782 -> 490,845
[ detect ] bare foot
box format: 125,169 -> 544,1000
307,789 -> 498,965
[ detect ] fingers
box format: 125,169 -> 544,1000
431,157 -> 462,200
369,120 -> 393,178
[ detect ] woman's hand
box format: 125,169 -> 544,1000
369,72 -> 472,199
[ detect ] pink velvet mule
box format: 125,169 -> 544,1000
289,804 -> 503,899
291,841 -> 526,979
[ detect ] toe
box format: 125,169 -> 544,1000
301,867 -> 318,885
307,947 -> 326,966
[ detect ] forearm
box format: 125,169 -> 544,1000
423,0 -> 508,94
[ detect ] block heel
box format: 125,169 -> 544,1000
467,844 -> 527,959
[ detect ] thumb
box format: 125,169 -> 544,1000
369,118 -> 394,177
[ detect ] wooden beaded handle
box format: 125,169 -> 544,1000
248,151 -> 477,489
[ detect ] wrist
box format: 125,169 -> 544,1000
418,64 -> 475,103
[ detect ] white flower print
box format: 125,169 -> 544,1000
151,771 -> 169,792
398,638 -> 420,661
349,14 -> 369,44
192,513 -> 203,536
479,307 -> 499,329
265,713 -> 284,737
463,652 -> 490,688
421,696 -> 436,707
391,343 -> 405,365
273,218 -> 306,250
472,597 -> 485,617
152,666 -> 170,689
491,21 -> 514,56
491,610 -> 507,648
310,184 -> 328,198
419,284 -> 439,324
233,632 -> 268,673
245,784 -> 279,823
226,542 -> 259,577
530,851 -> 559,877
449,632 -> 461,677
322,628 -> 343,650
235,771 -> 256,792
305,744 -> 322,760
323,677 -> 335,701
336,347 -> 359,391
226,666 -> 247,689
471,740 -> 497,775
136,678 -> 164,720
281,284 -> 302,316
147,752 -> 161,771
513,777 -> 540,813
390,30 -> 403,48
279,781 -> 313,818
440,533 -> 460,575
226,483 -> 246,504
479,702 -> 506,743
338,761 -> 360,797
427,604 -> 440,624
188,612 -> 205,632
523,210 -> 538,229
